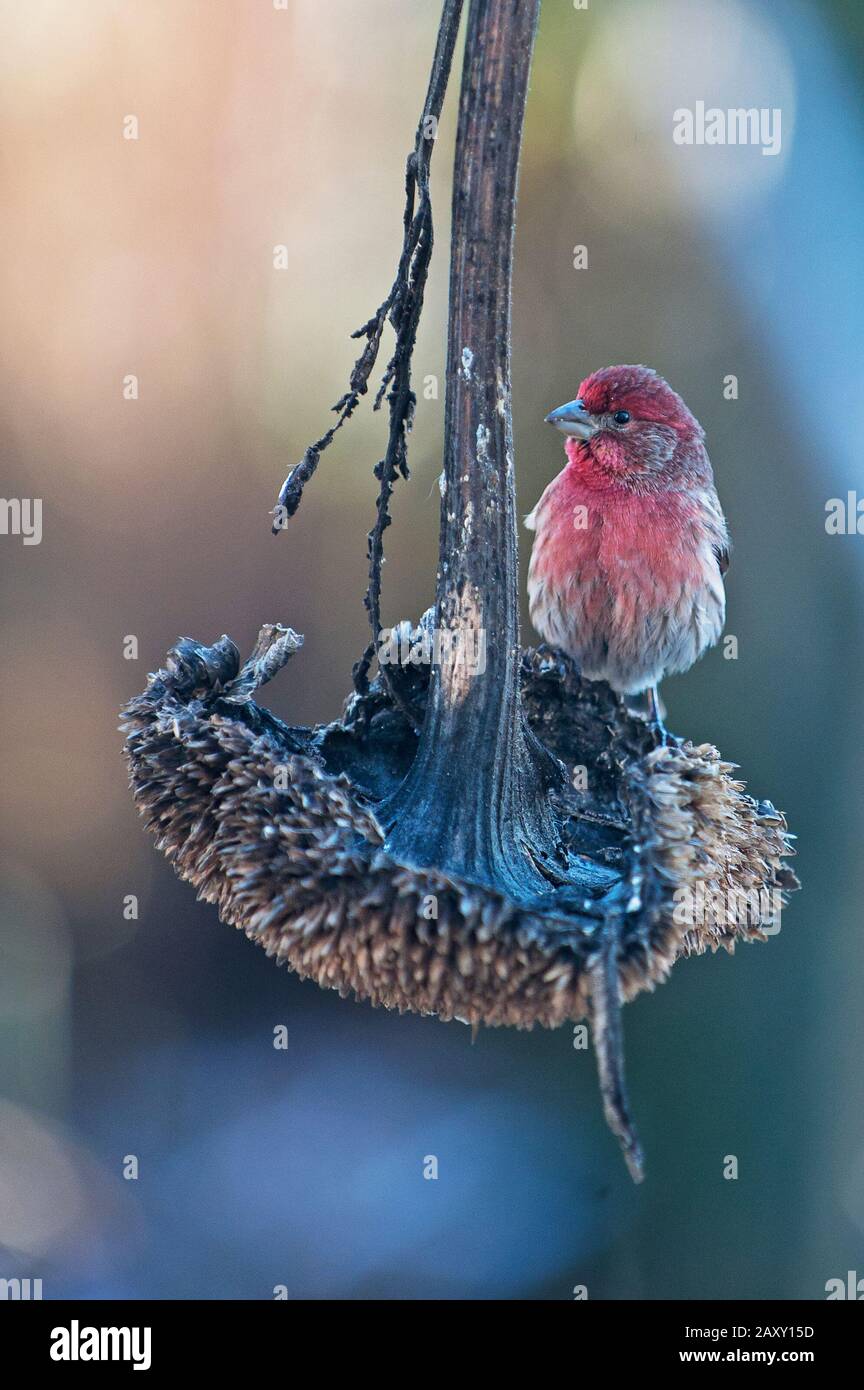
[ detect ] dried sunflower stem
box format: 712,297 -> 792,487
382,0 -> 560,900
589,933 -> 645,1183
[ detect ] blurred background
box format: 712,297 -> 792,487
0,0 -> 862,1300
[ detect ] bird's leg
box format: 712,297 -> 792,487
645,685 -> 671,747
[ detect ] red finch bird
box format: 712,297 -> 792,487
526,365 -> 729,738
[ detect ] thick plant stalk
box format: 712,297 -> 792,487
383,0 -> 563,899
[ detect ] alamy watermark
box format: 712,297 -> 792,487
377,625 -> 486,676
673,102 -> 782,158
50,1322 -> 151,1371
0,497 -> 42,545
1,1277 -> 42,1299
672,883 -> 782,934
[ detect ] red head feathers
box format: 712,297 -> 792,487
545,364 -> 708,489
577,365 -> 700,435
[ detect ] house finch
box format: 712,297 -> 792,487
526,365 -> 729,738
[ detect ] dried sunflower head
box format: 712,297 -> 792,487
122,622 -> 797,1180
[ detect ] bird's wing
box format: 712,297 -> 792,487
699,482 -> 731,579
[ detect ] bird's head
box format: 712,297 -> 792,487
545,365 -> 705,488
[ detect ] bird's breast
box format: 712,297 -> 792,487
528,469 -> 708,593
526,467 -> 722,683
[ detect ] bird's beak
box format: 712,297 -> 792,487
544,398 -> 599,439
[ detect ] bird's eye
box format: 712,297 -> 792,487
613,410 -> 630,425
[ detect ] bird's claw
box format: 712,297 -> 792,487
649,718 -> 673,749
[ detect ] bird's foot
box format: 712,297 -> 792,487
648,716 -> 673,749
644,686 -> 674,749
